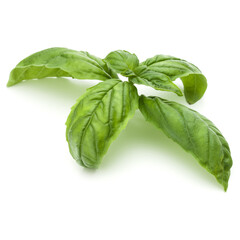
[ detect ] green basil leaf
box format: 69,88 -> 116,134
66,79 -> 139,168
129,65 -> 183,96
7,47 -> 118,87
104,50 -> 139,76
141,55 -> 207,104
139,95 -> 232,191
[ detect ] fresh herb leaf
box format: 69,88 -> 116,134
7,47 -> 118,87
129,65 -> 183,96
139,55 -> 207,104
139,95 -> 232,190
66,79 -> 139,168
104,50 -> 139,77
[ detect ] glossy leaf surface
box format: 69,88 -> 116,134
139,95 -> 232,190
140,55 -> 207,104
66,79 -> 139,168
7,47 -> 118,86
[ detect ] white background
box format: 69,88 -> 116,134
0,0 -> 239,239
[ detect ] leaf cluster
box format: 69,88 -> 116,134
8,48 -> 232,191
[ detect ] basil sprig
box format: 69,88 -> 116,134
8,48 -> 232,191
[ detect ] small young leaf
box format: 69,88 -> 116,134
66,79 -> 139,168
129,65 -> 183,96
104,50 -> 139,76
7,47 -> 118,87
141,55 -> 207,104
139,95 -> 232,190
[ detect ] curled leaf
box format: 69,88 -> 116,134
141,55 -> 207,104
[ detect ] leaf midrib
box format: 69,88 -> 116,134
77,81 -> 121,164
